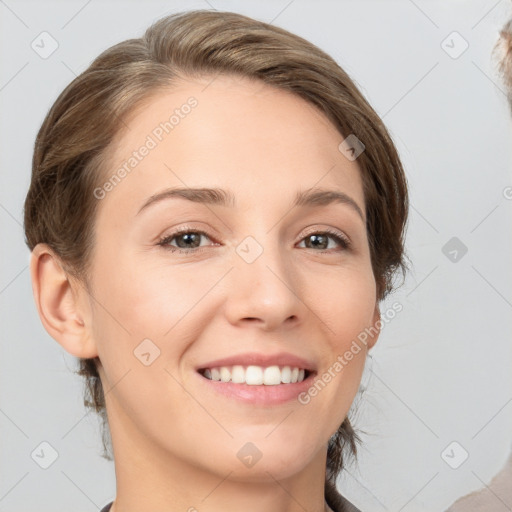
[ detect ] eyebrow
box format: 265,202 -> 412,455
136,186 -> 365,221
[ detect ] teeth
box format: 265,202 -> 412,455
200,365 -> 309,385
231,365 -> 245,383
220,367 -> 231,382
263,366 -> 280,385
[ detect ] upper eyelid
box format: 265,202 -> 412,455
300,225 -> 351,243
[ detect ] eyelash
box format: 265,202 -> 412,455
157,226 -> 351,255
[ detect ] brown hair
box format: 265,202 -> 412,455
23,9 -> 409,491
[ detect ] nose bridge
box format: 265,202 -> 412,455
226,229 -> 301,327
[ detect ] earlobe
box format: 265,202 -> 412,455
29,243 -> 98,359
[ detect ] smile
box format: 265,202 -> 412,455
196,365 -> 317,406
198,365 -> 311,385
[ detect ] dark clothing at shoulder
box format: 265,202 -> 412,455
325,479 -> 362,512
100,483 -> 361,512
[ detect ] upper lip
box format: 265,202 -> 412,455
196,352 -> 317,372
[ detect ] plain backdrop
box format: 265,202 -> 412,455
1,1 -> 512,511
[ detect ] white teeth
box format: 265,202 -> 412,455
263,366 -> 281,385
201,365 -> 309,385
246,366 -> 263,385
231,365 -> 245,384
281,366 -> 291,383
220,367 -> 231,382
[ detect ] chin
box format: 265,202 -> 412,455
217,456 -> 311,484
201,433 -> 322,482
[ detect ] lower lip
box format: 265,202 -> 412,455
195,370 -> 316,405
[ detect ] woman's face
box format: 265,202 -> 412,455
86,74 -> 380,481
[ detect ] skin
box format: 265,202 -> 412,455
30,74 -> 381,512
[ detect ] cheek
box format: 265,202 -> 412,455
90,249 -> 222,395
92,248 -> 202,336
307,266 -> 376,393
310,265 -> 377,342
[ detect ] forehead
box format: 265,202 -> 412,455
97,75 -> 365,218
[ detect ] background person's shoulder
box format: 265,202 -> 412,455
445,450 -> 512,511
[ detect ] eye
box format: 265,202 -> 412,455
297,228 -> 351,252
157,228 -> 216,254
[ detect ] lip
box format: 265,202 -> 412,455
195,368 -> 317,406
195,351 -> 317,372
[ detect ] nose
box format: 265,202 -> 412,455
223,238 -> 304,331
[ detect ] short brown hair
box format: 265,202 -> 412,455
23,9 -> 409,488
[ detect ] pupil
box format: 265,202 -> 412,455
178,233 -> 199,248
309,234 -> 326,249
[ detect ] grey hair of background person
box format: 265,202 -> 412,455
1,1 -> 511,512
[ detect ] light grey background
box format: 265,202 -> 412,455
1,1 -> 512,511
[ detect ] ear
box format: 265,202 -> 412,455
29,243 -> 98,358
366,303 -> 381,351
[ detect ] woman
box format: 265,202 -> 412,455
23,10 -> 408,512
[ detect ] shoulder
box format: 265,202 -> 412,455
446,450 -> 512,511
325,479 -> 362,512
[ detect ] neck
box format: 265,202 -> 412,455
107,407 -> 332,512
